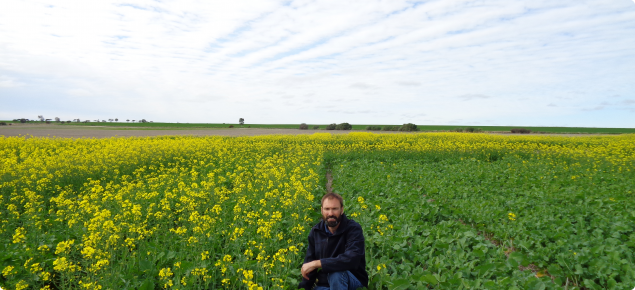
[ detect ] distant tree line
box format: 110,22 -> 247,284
9,116 -> 155,124
365,123 -> 418,131
298,123 -> 419,131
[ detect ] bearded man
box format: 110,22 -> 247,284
298,193 -> 368,290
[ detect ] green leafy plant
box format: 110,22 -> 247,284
336,123 -> 352,130
399,123 -> 418,131
511,128 -> 531,134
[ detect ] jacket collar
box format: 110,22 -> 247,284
314,213 -> 350,236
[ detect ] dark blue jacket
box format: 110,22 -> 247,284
298,213 -> 368,289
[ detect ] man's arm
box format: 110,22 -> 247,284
319,224 -> 365,273
301,260 -> 321,279
298,230 -> 318,290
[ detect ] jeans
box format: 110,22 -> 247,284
313,271 -> 363,290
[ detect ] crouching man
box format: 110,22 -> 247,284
299,193 -> 368,290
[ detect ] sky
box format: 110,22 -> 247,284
1,0 -> 634,127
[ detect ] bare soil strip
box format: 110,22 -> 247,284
325,171 -> 334,194
0,125 -> 358,138
0,124 -> 613,139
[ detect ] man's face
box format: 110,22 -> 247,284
321,198 -> 343,227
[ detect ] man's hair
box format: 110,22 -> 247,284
321,192 -> 344,208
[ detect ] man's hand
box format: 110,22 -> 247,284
301,260 -> 322,280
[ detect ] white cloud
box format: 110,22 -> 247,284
0,0 -> 634,127
0,75 -> 24,87
457,94 -> 491,101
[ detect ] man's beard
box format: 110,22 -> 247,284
323,214 -> 341,227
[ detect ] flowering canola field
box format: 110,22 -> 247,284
1,133 -> 634,290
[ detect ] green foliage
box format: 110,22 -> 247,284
366,126 -> 382,131
299,123 -> 309,130
511,128 -> 531,134
312,125 -> 320,130
399,123 -> 418,131
325,123 -> 337,130
335,123 -> 352,130
330,145 -> 635,290
381,126 -> 398,131
455,127 -> 483,133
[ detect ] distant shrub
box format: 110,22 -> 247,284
336,123 -> 352,130
454,127 -> 483,133
229,125 -> 234,128
313,125 -> 320,130
465,127 -> 482,133
299,123 -> 309,130
511,128 -> 531,134
399,123 -> 418,131
382,126 -> 394,131
20,119 -> 27,123
325,123 -> 337,130
0,122 -> 6,126
366,126 -> 381,131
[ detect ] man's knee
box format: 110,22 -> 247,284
327,271 -> 362,290
327,271 -> 346,281
327,271 -> 349,287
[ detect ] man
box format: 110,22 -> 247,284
299,192 -> 368,290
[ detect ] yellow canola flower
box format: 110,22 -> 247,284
2,265 -> 16,277
55,240 -> 75,255
16,280 -> 29,290
53,257 -> 80,272
12,227 -> 26,244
